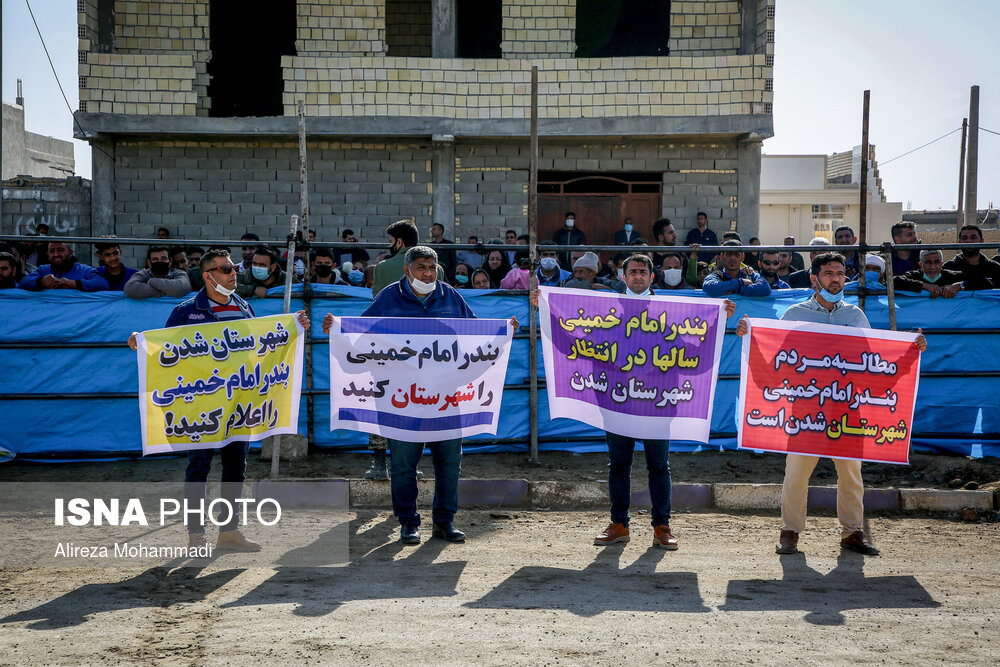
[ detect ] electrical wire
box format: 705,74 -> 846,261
880,127 -> 962,166
24,0 -> 77,126
980,126 -> 1000,137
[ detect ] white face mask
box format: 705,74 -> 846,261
617,269 -> 624,281
410,277 -> 436,295
211,275 -> 235,297
565,219 -> 575,228
539,257 -> 558,272
663,268 -> 683,286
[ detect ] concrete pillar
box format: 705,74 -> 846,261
736,139 -> 762,241
90,138 -> 115,264
431,0 -> 456,58
431,135 -> 455,238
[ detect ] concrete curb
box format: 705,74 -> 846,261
257,479 -> 998,515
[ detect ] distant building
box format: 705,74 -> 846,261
2,100 -> 75,179
759,146 -> 901,245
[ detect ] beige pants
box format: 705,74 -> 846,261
780,454 -> 864,538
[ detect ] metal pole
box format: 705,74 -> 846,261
883,242 -> 897,331
858,90 -> 870,313
297,100 -> 316,453
964,86 -> 980,227
956,117 -> 968,234
272,214 -> 300,479
528,66 -> 540,465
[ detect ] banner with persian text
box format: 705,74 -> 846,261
737,318 -> 921,464
538,287 -> 727,442
137,314 -> 305,455
328,317 -> 514,441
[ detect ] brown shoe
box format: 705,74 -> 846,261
652,525 -> 678,550
594,523 -> 630,545
188,533 -> 207,549
216,529 -> 262,552
841,530 -> 879,556
776,530 -> 799,554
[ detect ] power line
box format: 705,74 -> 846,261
24,0 -> 76,122
880,127 -> 962,166
980,126 -> 1000,137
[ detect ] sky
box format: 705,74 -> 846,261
3,0 -> 999,211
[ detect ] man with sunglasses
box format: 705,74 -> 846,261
757,251 -> 790,290
127,248 -> 310,552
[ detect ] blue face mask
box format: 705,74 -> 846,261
455,274 -> 468,285
251,266 -> 270,281
864,270 -> 881,285
819,287 -> 843,303
624,224 -> 633,233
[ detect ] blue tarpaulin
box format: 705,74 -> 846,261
1,286 -> 998,460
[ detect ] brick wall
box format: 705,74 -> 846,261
80,54 -> 198,115
669,0 -> 741,56
282,54 -> 771,118
384,0 -> 431,57
501,0 -> 576,59
297,0 -> 385,55
2,177 -> 93,260
111,140 -> 433,266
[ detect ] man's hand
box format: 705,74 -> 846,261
509,316 -> 519,334
127,331 -> 139,351
40,274 -> 58,289
735,314 -> 750,338
529,289 -> 540,307
923,283 -> 941,298
689,243 -> 700,256
723,299 -> 736,318
296,309 -> 310,331
941,283 -> 961,299
254,286 -> 268,298
56,278 -> 78,289
741,278 -> 752,286
914,328 -> 927,352
322,313 -> 334,335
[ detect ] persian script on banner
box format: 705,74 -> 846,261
737,318 -> 921,464
137,314 -> 305,455
538,287 -> 727,442
328,317 -> 514,441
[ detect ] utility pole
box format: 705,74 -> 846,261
528,66 -> 540,465
858,90 -> 870,314
964,86 -> 980,226
956,117 -> 967,233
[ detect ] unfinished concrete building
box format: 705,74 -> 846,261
76,0 -> 774,262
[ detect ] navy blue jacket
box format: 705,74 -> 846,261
19,261 -> 109,292
702,265 -> 772,297
165,287 -> 255,328
363,277 -> 475,319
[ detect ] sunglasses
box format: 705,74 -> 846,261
209,265 -> 237,274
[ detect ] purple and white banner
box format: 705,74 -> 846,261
328,317 -> 514,441
538,287 -> 727,442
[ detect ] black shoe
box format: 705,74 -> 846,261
432,522 -> 466,543
400,524 -> 420,545
364,459 -> 389,480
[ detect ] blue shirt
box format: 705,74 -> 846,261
362,277 -> 476,319
702,266 -> 771,298
780,293 -> 871,328
18,261 -> 109,292
535,267 -> 571,287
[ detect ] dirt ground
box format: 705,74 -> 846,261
0,510 -> 997,665
3,450 -> 999,492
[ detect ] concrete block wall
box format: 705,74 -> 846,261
79,53 -> 198,115
669,0 -> 741,56
282,54 -> 771,118
453,140 -> 739,242
501,0 -> 576,59
384,0 -> 431,57
110,140 -> 432,266
297,0 -> 385,55
1,177 -> 93,260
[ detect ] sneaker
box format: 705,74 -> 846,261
652,525 -> 678,550
216,529 -> 262,552
594,522 -> 630,546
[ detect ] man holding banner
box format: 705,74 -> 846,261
324,246 -> 518,546
737,252 -> 926,556
129,248 -> 311,552
534,254 -> 734,549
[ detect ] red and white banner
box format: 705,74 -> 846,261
737,318 -> 922,464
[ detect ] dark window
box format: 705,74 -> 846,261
208,0 -> 296,117
457,0 -> 502,58
575,0 -> 670,58
96,0 -> 116,53
386,0 -> 432,57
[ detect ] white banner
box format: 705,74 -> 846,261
328,317 -> 513,441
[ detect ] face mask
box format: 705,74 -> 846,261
864,270 -> 881,285
150,261 -> 170,277
294,259 -> 304,277
539,257 -> 558,272
922,273 -> 940,284
455,274 -> 469,285
819,287 -> 843,303
663,268 -> 683,286
617,269 -> 624,281
348,270 -> 364,286
410,277 -> 436,295
624,224 -> 633,233
211,275 -> 235,298
315,264 -> 333,278
626,287 -> 651,297
565,219 -> 575,228
252,266 -> 270,281
388,241 -> 402,258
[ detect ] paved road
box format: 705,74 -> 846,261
1,510 -> 997,665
